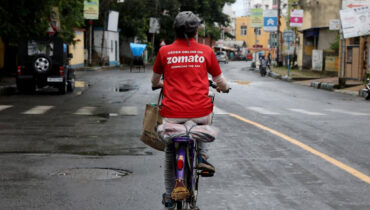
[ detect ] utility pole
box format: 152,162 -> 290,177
277,0 -> 281,66
339,0 -> 346,87
89,20 -> 93,66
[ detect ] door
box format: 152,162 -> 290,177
345,46 -> 361,80
115,41 -> 118,61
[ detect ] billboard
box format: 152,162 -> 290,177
290,9 -> 303,27
340,6 -> 370,38
250,8 -> 263,28
107,11 -> 119,32
264,10 -> 278,32
342,0 -> 370,9
84,0 -> 99,20
149,18 -> 160,34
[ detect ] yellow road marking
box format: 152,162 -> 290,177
229,113 -> 370,184
75,81 -> 85,88
234,80 -> 251,85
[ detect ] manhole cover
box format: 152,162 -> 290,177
52,168 -> 130,180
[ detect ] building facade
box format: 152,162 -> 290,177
296,0 -> 340,70
94,28 -> 120,66
235,16 -> 286,59
68,29 -> 85,68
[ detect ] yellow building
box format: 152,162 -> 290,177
68,29 -> 85,68
235,16 -> 286,59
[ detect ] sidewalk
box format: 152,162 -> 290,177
249,65 -> 366,97
294,77 -> 364,96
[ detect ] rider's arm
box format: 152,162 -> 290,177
152,49 -> 164,88
152,72 -> 163,88
207,50 -> 230,93
213,73 -> 229,93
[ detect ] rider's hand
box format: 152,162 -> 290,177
217,85 -> 230,93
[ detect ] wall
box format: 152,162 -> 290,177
296,0 -> 340,69
68,29 -> 85,68
318,30 -> 337,50
94,30 -> 120,66
299,0 -> 340,30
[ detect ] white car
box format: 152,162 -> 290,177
216,51 -> 229,64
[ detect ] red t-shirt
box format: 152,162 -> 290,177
153,38 -> 222,118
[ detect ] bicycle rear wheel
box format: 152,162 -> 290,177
189,145 -> 200,209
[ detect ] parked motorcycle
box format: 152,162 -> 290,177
362,78 -> 370,100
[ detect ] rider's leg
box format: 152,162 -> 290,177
163,114 -> 215,172
162,114 -> 214,201
164,144 -> 175,195
163,144 -> 176,207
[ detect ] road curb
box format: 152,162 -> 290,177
320,82 -> 335,91
310,81 -> 321,89
245,65 -> 364,98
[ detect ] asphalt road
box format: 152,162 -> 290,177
0,62 -> 369,210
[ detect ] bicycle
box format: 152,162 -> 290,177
156,80 -> 229,210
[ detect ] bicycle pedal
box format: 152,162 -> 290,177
199,170 -> 214,177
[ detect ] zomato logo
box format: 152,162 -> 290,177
167,55 -> 205,64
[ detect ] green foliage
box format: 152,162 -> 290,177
330,33 -> 340,52
113,0 -> 234,45
0,0 -> 84,43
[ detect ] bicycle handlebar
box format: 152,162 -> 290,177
152,80 -> 231,93
152,86 -> 162,91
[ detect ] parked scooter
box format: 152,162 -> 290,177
362,78 -> 370,100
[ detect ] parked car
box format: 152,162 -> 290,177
216,51 -> 229,64
16,37 -> 75,94
246,53 -> 253,61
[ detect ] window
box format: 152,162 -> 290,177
27,40 -> 54,57
254,28 -> 261,36
241,26 -> 247,36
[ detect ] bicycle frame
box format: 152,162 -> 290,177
172,136 -> 199,209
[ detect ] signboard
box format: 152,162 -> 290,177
329,19 -> 341,30
312,50 -> 323,71
283,30 -> 295,43
50,7 -> 60,32
342,0 -> 370,9
84,0 -> 99,20
290,9 -> 304,27
283,42 -> 295,55
149,17 -> 160,34
250,8 -> 263,28
46,22 -> 56,35
340,6 -> 370,38
107,11 -> 119,32
264,10 -> 278,32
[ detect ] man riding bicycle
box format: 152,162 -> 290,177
151,11 -> 230,209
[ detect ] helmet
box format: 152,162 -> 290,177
174,11 -> 200,39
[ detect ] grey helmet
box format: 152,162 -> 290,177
174,11 -> 200,44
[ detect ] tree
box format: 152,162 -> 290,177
115,0 -> 235,46
157,0 -> 235,47
0,0 -> 84,43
